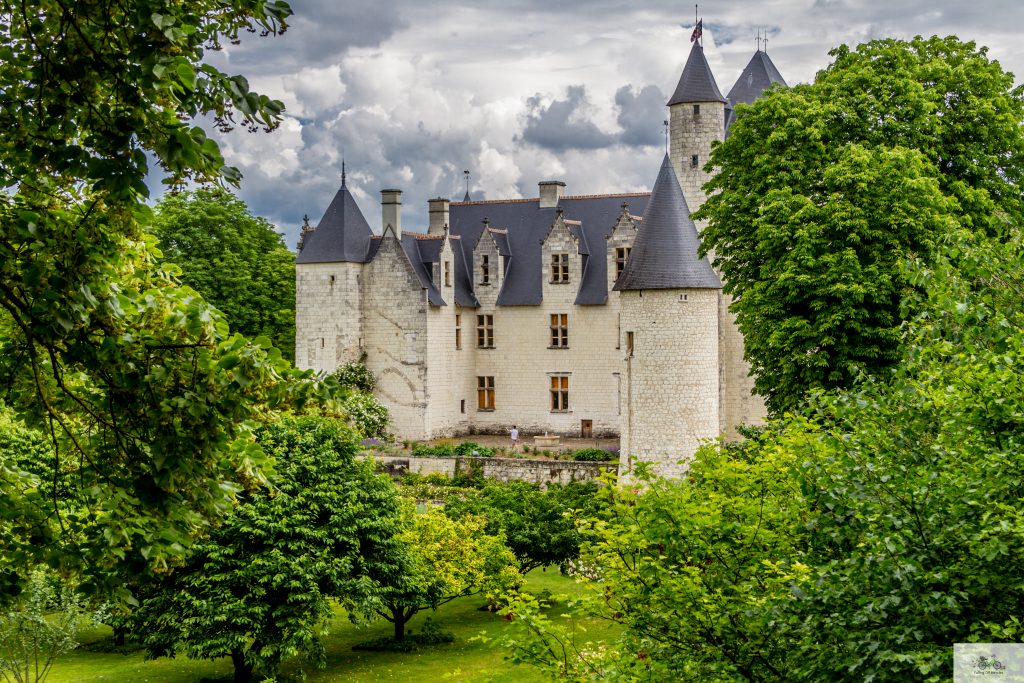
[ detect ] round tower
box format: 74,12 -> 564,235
614,156 -> 722,479
667,41 -> 727,215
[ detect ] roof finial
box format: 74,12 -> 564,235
763,32 -> 769,54
463,170 -> 471,202
756,28 -> 761,53
341,156 -> 346,187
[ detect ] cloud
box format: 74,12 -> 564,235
162,0 -> 1024,252
615,85 -> 667,148
521,85 -> 616,151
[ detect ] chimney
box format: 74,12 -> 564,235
538,180 -> 566,209
428,197 -> 450,235
381,189 -> 402,235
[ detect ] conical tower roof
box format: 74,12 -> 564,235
667,42 -> 727,105
727,50 -> 787,107
613,156 -> 720,291
295,176 -> 375,263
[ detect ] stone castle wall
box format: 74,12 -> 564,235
295,262 -> 364,373
362,234 -> 430,440
670,100 -> 724,213
368,454 -> 613,488
619,288 -> 720,478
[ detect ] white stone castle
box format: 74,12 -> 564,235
294,40 -> 786,476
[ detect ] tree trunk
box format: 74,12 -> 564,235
230,650 -> 253,683
391,605 -> 415,641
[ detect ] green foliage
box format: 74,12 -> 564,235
445,481 -> 604,574
341,391 -> 390,439
696,35 -> 1024,413
569,448 -> 614,462
130,417 -> 405,683
0,570 -> 86,683
0,0 -> 321,599
411,441 -> 495,458
332,359 -> 377,393
374,504 -> 522,642
506,226 -> 1024,681
149,189 -> 296,359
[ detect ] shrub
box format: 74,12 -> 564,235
411,443 -> 455,457
571,448 -> 615,462
331,358 -> 376,393
342,391 -> 390,439
453,442 -> 495,457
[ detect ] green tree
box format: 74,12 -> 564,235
0,1 -> 335,598
132,417 -> 405,683
150,189 -> 296,359
0,569 -> 86,683
696,35 -> 1024,413
376,505 -> 521,642
444,481 -> 603,574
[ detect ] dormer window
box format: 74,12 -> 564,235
551,253 -> 569,283
480,255 -> 490,285
614,247 -> 631,279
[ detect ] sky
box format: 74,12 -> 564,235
187,0 -> 1024,248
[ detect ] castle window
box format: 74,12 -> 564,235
551,253 -> 569,283
477,376 -> 495,411
691,155 -> 699,169
626,331 -> 634,356
693,104 -> 700,116
549,313 -> 568,348
455,314 -> 462,350
614,247 -> 631,279
550,375 -> 569,412
461,399 -> 466,414
444,261 -> 451,287
480,255 -> 490,285
477,314 -> 494,348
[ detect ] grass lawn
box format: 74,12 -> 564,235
47,569 -> 617,683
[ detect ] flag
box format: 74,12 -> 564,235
690,19 -> 702,43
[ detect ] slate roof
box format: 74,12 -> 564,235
449,193 -> 650,306
727,50 -> 787,107
295,178 -> 376,264
400,232 -> 446,306
667,42 -> 727,105
613,156 -> 721,291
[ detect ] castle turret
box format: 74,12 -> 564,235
615,155 -> 721,478
294,170 -> 375,372
667,42 -> 726,214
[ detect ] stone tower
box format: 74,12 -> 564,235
667,41 -> 727,212
614,156 -> 722,478
294,171 -> 376,373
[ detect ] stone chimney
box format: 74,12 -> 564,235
538,181 -> 566,209
428,197 -> 450,236
381,189 -> 402,234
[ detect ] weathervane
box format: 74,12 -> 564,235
463,169 -> 471,202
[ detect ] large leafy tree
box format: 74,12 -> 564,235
696,35 -> 1024,413
132,417 -> 405,683
0,1 -> 333,598
150,189 -> 296,360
